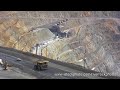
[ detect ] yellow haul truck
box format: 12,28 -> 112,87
34,59 -> 49,71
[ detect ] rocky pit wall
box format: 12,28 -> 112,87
0,11 -> 120,75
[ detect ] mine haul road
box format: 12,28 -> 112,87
0,47 -> 119,79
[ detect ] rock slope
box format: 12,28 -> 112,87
0,11 -> 120,75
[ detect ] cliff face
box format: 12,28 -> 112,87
0,11 -> 120,75
42,18 -> 120,74
0,11 -> 55,52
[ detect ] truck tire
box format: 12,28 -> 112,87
38,66 -> 42,71
34,65 -> 38,70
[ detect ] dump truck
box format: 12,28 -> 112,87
34,60 -> 49,71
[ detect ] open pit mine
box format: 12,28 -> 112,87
0,11 -> 120,79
